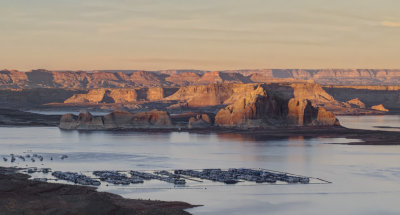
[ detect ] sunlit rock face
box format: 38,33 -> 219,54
64,87 -> 176,104
371,104 -> 389,112
188,114 -> 212,129
345,98 -> 366,109
215,84 -> 340,128
3,69 -> 400,89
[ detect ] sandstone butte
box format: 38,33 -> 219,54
214,84 -> 340,128
59,83 -> 340,130
59,110 -> 172,130
64,87 -> 175,104
61,82 -> 340,109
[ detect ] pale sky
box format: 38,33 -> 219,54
1,0 -> 400,71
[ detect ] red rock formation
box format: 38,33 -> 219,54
315,107 -> 341,126
59,112 -> 103,130
64,89 -> 107,103
371,104 -> 389,112
129,110 -> 172,127
64,87 -> 177,104
346,98 -> 366,109
215,84 -> 340,128
60,110 -> 173,130
59,113 -> 78,129
147,87 -> 165,101
166,84 -> 236,107
166,83 -> 267,107
165,72 -> 201,86
2,69 -> 400,89
188,114 -> 212,129
287,99 -> 316,126
128,71 -> 164,86
324,86 -> 400,113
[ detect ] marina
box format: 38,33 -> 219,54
0,126 -> 399,215
21,166 -> 327,187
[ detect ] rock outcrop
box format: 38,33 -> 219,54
324,86 -> 400,113
215,84 -> 340,128
103,110 -> 172,129
64,87 -> 178,104
165,84 -> 237,107
60,110 -> 172,130
3,69 -> 400,89
371,104 -> 389,112
346,98 -> 366,109
59,112 -> 104,130
188,114 -> 212,128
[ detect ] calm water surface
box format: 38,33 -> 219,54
338,115 -> 400,131
0,115 -> 399,215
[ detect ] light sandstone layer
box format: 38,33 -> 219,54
214,84 -> 340,128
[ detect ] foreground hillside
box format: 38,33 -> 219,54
0,167 -> 194,215
2,69 -> 400,88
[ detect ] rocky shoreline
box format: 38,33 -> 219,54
0,167 -> 196,215
0,108 -> 399,145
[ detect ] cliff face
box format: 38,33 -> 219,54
0,88 -> 84,108
215,84 -> 339,128
2,69 -> 400,89
188,114 -> 212,129
346,98 -> 366,109
59,83 -> 341,130
60,110 -> 172,130
166,84 -> 256,107
64,87 -> 178,104
324,86 -> 400,113
59,112 -> 104,130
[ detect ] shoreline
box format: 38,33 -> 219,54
1,108 -> 399,145
2,122 -> 400,145
0,167 -> 197,215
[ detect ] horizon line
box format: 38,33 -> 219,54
3,68 -> 400,72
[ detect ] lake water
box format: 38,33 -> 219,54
0,115 -> 400,215
338,115 -> 400,132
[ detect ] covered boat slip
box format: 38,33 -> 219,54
23,167 -> 331,189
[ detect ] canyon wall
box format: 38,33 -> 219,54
59,110 -> 172,130
2,69 -> 400,89
214,84 -> 340,128
324,86 -> 400,113
64,87 -> 179,104
0,88 -> 85,108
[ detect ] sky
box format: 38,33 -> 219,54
1,0 -> 400,71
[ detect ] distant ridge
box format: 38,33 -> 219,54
1,69 -> 400,89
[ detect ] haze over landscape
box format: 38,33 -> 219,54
1,0 -> 400,70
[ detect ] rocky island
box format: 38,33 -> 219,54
58,83 -> 340,130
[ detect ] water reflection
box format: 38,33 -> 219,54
338,115 -> 400,132
0,126 -> 398,215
